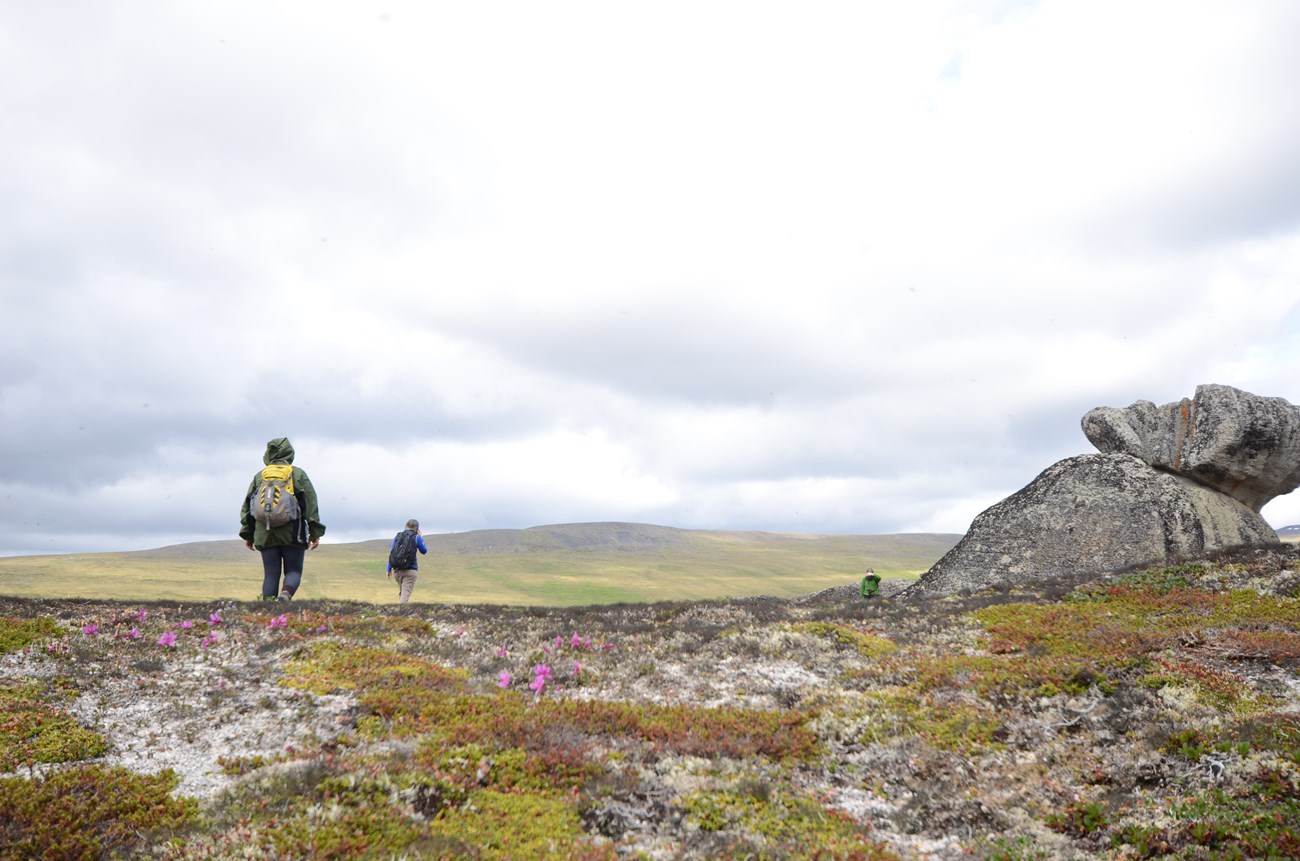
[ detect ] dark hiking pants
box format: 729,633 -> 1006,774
261,545 -> 305,599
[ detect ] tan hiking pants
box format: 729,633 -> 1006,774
394,569 -> 418,604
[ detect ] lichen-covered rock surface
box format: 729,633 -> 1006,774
3,544 -> 1300,860
1083,384 -> 1300,511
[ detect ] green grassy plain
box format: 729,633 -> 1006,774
0,524 -> 956,606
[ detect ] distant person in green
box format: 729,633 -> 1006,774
386,518 -> 428,605
860,568 -> 881,599
239,437 -> 326,601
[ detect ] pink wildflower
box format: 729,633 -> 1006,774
497,671 -> 512,688
81,623 -> 99,636
180,620 -> 194,630
267,614 -> 288,630
123,627 -> 141,640
134,609 -> 148,622
201,632 -> 219,649
529,664 -> 554,694
208,612 -> 223,626
496,645 -> 508,658
157,631 -> 177,647
572,660 -> 583,679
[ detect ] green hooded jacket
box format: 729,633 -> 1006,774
239,437 -> 326,550
860,573 -> 881,598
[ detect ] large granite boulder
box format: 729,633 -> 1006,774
1082,384 -> 1300,511
902,385 -> 1296,599
901,453 -> 1277,598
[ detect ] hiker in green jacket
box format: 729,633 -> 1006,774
860,568 -> 881,599
239,437 -> 326,601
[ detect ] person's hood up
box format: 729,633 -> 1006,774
263,437 -> 295,465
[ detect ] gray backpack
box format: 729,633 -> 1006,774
250,464 -> 300,527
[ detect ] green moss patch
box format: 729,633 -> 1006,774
680,784 -> 902,860
0,680 -> 107,771
789,621 -> 899,658
850,685 -> 1005,754
0,615 -> 63,654
1106,761 -> 1300,859
428,789 -> 617,861
284,642 -> 821,765
979,580 -> 1300,661
0,765 -> 196,861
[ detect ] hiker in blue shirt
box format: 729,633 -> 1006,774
387,518 -> 428,604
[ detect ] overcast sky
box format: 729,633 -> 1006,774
3,1 -> 1300,557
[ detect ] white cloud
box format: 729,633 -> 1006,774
4,1 -> 1300,557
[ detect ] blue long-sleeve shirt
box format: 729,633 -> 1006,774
386,532 -> 428,573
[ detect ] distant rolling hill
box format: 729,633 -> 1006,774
1278,524 -> 1300,542
0,523 -> 959,607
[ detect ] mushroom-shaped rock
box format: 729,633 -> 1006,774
1082,384 -> 1300,512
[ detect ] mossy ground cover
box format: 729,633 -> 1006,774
954,557 -> 1300,858
0,597 -> 896,859
0,544 -> 1298,858
0,765 -> 197,861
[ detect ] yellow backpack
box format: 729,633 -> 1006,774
250,464 -> 300,527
